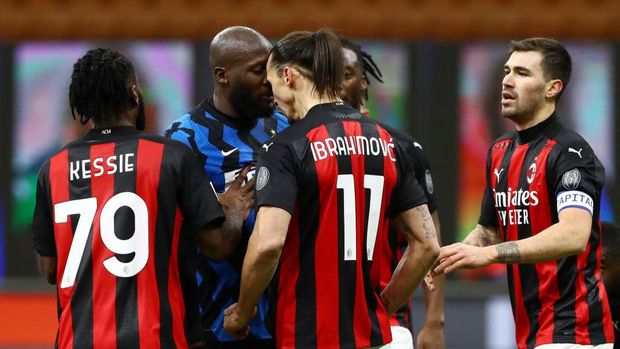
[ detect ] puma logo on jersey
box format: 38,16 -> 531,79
568,148 -> 583,158
263,142 -> 273,152
221,148 -> 237,156
494,168 -> 505,182
413,141 -> 423,149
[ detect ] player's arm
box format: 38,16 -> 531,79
406,139 -> 446,348
492,207 -> 591,263
32,162 -> 58,285
225,206 -> 290,338
462,224 -> 502,247
37,256 -> 57,285
435,208 -> 591,273
179,147 -> 242,261
381,204 -> 440,315
417,210 -> 445,349
196,216 -> 242,262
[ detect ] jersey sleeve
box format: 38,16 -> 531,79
409,140 -> 438,212
551,140 -> 604,216
478,146 -> 499,228
255,142 -> 298,214
178,148 -> 225,234
390,141 -> 428,214
32,161 -> 56,257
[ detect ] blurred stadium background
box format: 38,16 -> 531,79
0,1 -> 619,348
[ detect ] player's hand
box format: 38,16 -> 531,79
433,243 -> 494,274
219,165 -> 256,220
223,303 -> 256,340
416,322 -> 446,349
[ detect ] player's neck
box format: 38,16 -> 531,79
515,103 -> 556,131
294,87 -> 342,120
212,92 -> 243,119
92,110 -> 135,129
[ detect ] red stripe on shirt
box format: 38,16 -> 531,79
277,209 -> 300,348
574,247 -> 591,343
135,139 -> 163,349
89,143 -> 117,349
169,208 -> 187,349
491,140 -> 512,240
50,149 -> 74,349
372,124 -> 398,343
311,124 -> 341,346
528,140 -> 560,346
341,121 -> 371,348
506,144 -> 529,349
596,221 -> 616,342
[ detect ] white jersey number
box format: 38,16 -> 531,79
336,174 -> 384,261
54,192 -> 149,288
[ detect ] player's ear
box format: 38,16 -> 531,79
283,66 -> 294,88
214,66 -> 228,84
361,75 -> 369,91
130,84 -> 140,105
545,79 -> 563,100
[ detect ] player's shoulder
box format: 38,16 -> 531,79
139,132 -> 197,156
493,131 -> 517,145
548,123 -> 592,152
164,103 -> 212,136
269,109 -> 290,125
376,122 -> 412,141
375,122 -> 425,150
546,123 -> 600,168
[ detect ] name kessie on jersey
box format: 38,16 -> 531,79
69,153 -> 135,181
309,135 -> 396,162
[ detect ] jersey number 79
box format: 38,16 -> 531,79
54,192 -> 149,288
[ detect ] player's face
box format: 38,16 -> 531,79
228,46 -> 274,119
501,51 -> 548,125
266,55 -> 298,121
340,48 -> 366,110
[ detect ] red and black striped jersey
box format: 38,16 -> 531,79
255,102 -> 428,349
478,114 -> 615,349
377,125 -> 439,331
32,126 -> 225,349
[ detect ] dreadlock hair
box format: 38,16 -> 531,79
340,37 -> 384,90
69,48 -> 138,125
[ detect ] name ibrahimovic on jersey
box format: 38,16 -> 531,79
309,135 -> 396,162
69,153 -> 135,181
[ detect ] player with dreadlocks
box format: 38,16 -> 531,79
339,38 -> 447,349
339,37 -> 383,115
33,48 -> 245,349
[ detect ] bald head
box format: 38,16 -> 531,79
209,26 -> 272,70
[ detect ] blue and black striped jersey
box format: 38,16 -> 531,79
165,99 -> 288,342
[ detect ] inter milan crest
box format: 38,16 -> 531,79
425,170 -> 434,194
256,166 -> 270,191
562,169 -> 581,190
526,162 -> 537,184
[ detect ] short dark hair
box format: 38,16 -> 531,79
69,48 -> 138,125
269,29 -> 343,100
601,221 -> 620,263
509,37 -> 572,100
